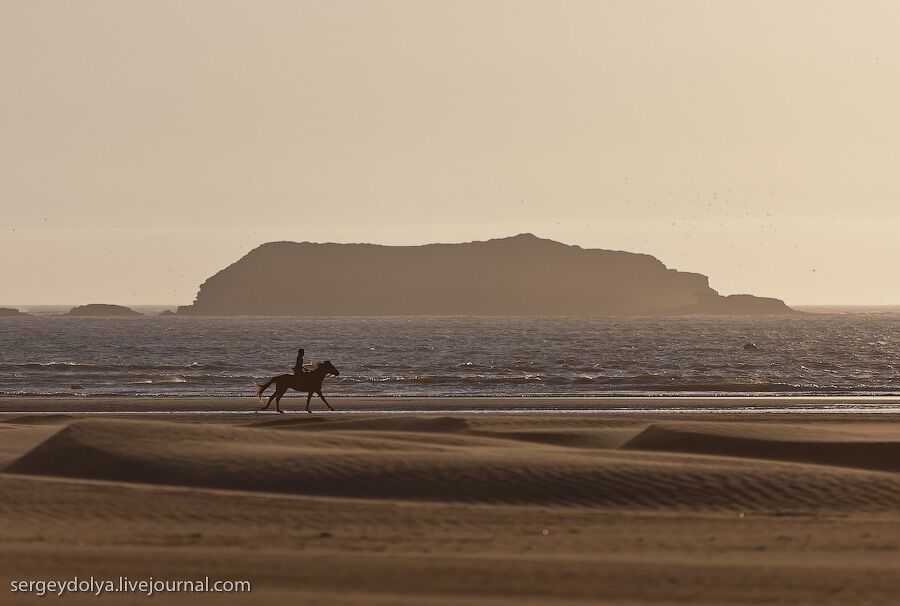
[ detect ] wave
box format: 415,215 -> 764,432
0,362 -> 241,372
3,314 -> 900,397
124,376 -> 188,385
4,372 -> 899,395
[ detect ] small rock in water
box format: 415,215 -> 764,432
70,384 -> 84,390
743,342 -> 760,351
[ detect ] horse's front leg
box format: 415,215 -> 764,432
317,391 -> 334,411
306,392 -> 313,413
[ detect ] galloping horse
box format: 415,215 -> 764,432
255,361 -> 340,413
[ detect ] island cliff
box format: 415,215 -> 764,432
177,234 -> 796,316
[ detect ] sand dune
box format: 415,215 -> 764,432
4,469 -> 898,606
8,417 -> 900,512
250,414 -> 471,433
4,406 -> 900,604
624,422 -> 900,473
253,414 -> 633,448
1,414 -> 75,425
0,417 -> 72,467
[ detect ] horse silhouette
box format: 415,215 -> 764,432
255,361 -> 340,413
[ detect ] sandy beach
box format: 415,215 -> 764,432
2,397 -> 900,604
7,0 -> 900,603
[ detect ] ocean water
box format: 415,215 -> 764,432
1,312 -> 898,397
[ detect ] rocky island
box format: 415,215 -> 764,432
67,304 -> 143,317
0,308 -> 29,317
177,234 -> 796,316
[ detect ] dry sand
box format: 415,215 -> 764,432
2,397 -> 900,604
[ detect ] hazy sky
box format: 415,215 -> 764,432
3,1 -> 899,305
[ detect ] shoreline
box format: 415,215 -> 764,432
3,395 -> 900,417
6,395 -> 900,399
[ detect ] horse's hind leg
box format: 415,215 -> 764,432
262,391 -> 276,410
317,391 -> 334,411
274,386 -> 288,413
306,392 -> 314,413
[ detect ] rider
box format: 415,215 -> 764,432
292,348 -> 307,375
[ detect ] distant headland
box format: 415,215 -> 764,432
67,304 -> 143,317
176,234 -> 796,316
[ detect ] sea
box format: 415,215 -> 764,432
1,306 -> 899,399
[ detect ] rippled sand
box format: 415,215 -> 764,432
2,398 -> 900,604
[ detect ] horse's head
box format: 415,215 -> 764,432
321,360 -> 340,376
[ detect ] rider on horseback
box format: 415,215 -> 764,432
257,359 -> 340,413
293,348 -> 307,375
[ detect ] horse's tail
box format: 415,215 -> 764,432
255,377 -> 276,401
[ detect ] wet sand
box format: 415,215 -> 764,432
2,397 -> 900,604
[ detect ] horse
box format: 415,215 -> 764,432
255,361 -> 340,413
